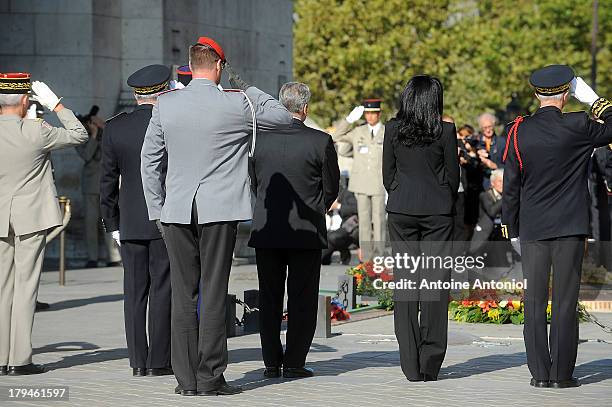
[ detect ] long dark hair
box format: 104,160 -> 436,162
396,75 -> 443,147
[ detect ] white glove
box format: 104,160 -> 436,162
570,77 -> 599,106
170,80 -> 185,90
26,104 -> 37,119
346,105 -> 365,124
31,81 -> 61,111
111,230 -> 121,247
510,237 -> 521,256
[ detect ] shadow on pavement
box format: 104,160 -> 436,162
229,344 -> 337,365
232,350 -> 396,390
440,351 -> 526,379
34,342 -> 100,355
47,294 -> 124,311
575,359 -> 612,385
44,348 -> 128,371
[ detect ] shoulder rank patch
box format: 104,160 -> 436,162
105,111 -> 126,123
158,88 -> 179,96
592,97 -> 612,120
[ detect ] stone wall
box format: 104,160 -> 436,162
0,0 -> 293,261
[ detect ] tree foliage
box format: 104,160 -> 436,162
294,0 -> 611,127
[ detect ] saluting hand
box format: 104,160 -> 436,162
346,105 -> 364,124
31,81 -> 62,111
570,77 -> 599,106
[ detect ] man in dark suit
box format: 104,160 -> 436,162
502,65 -> 612,388
248,82 -> 340,379
100,65 -> 172,377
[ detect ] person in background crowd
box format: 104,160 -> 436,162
0,75 -> 88,375
321,182 -> 359,265
248,82 -> 339,379
476,112 -> 505,189
442,115 -> 468,246
141,36 -> 292,396
333,99 -> 386,258
100,65 -> 172,378
458,124 -> 484,238
469,169 -> 510,265
383,75 -> 459,382
77,106 -> 121,268
502,65 -> 612,388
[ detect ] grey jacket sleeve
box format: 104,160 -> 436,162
40,107 -> 89,151
244,87 -> 292,131
141,104 -> 166,220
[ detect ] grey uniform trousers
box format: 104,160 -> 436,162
0,227 -> 46,366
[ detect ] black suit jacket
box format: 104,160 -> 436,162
100,105 -> 166,240
502,103 -> 612,241
383,119 -> 459,215
248,118 -> 340,249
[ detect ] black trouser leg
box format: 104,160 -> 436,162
146,238 -> 172,369
388,213 -> 422,380
418,215 -> 452,378
284,249 -> 321,368
255,249 -> 287,368
550,236 -> 584,381
388,213 -> 452,380
521,240 -> 552,381
121,241 -> 150,368
162,222 -> 200,390
196,221 -> 237,391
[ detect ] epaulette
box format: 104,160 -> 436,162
105,111 -> 126,123
223,88 -> 244,93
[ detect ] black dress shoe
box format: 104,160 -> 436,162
263,367 -> 281,378
175,385 -> 197,396
407,376 -> 423,382
0,366 -> 7,376
550,378 -> 580,388
8,364 -> 45,375
106,261 -> 122,267
530,378 -> 550,388
423,373 -> 437,382
84,260 -> 98,268
283,367 -> 314,378
198,383 -> 243,396
132,368 -> 146,376
146,367 -> 173,376
35,301 -> 50,312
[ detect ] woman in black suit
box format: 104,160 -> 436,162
383,75 -> 459,382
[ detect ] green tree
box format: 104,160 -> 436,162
294,0 -> 611,127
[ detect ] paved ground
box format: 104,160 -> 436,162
2,264 -> 611,406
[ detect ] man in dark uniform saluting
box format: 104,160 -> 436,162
100,65 -> 172,377
502,65 -> 612,388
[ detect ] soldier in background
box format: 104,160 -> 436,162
333,99 -> 386,257
0,74 -> 88,375
77,106 -> 121,267
100,65 -> 172,378
502,65 -> 612,388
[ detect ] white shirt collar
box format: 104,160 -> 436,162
367,122 -> 382,135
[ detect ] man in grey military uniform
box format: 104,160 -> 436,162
141,36 -> 292,396
333,99 -> 386,257
0,74 -> 88,375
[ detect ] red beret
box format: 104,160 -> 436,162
197,36 -> 226,62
